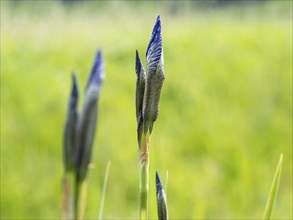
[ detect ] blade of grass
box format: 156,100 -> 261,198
263,153 -> 283,220
98,161 -> 111,220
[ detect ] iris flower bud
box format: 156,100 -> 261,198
135,50 -> 146,146
156,171 -> 168,220
143,16 -> 165,133
75,50 -> 105,182
63,73 -> 79,172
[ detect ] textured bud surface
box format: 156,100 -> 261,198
143,15 -> 165,133
135,50 -> 146,123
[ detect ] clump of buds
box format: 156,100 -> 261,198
136,15 -> 165,142
62,49 -> 105,220
135,15 -> 165,219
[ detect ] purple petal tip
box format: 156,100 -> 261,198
135,49 -> 143,76
146,16 -> 162,74
86,49 -> 105,89
146,16 -> 162,57
156,171 -> 163,193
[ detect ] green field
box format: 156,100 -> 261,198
1,1 -> 292,219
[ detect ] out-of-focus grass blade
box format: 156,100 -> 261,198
263,154 -> 283,220
98,161 -> 111,220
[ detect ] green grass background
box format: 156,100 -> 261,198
1,1 -> 292,219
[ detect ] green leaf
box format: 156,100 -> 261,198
263,154 -> 283,220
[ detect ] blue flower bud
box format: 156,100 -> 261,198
75,49 -> 105,182
135,50 -> 146,146
86,49 -> 105,91
156,171 -> 168,220
63,73 -> 79,172
143,16 -> 165,133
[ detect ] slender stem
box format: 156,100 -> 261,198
74,180 -> 80,220
74,179 -> 88,220
139,163 -> 149,220
62,171 -> 75,220
139,131 -> 150,220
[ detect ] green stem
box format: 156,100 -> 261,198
139,131 -> 150,220
74,180 -> 80,220
74,179 -> 88,220
139,163 -> 149,220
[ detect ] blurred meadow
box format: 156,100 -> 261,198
1,1 -> 292,219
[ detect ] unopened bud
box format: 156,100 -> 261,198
75,49 -> 105,182
156,171 -> 168,220
135,50 -> 146,146
63,73 -> 79,172
143,16 -> 165,133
